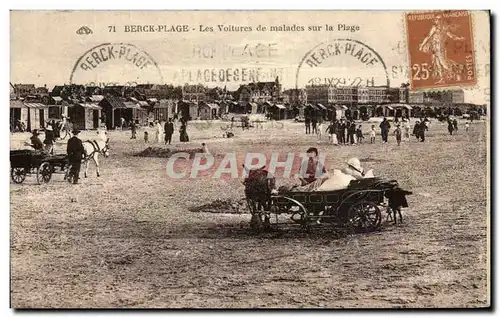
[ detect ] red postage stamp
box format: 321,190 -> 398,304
405,10 -> 476,90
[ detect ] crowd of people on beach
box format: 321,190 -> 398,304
302,114 -> 469,146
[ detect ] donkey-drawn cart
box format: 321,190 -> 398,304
10,149 -> 70,185
244,172 -> 412,233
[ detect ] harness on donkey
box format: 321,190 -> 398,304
82,137 -> 110,178
84,139 -> 109,159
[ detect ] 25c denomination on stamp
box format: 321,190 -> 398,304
405,10 -> 476,90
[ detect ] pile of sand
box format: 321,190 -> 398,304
188,198 -> 248,214
134,147 -> 204,158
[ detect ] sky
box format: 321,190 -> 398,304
10,10 -> 490,104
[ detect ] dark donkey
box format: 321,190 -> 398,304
242,164 -> 277,230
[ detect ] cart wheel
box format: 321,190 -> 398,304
36,162 -> 52,184
347,201 -> 382,232
11,168 -> 27,184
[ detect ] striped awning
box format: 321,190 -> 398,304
24,103 -> 49,109
123,102 -> 140,109
78,103 -> 101,110
89,95 -> 104,102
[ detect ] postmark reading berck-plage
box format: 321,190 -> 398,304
69,42 -> 164,86
406,10 -> 476,89
295,39 -> 390,89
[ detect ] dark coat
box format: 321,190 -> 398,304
44,130 -> 55,145
348,124 -> 356,134
67,136 -> 84,161
164,122 -> 174,135
326,124 -> 335,134
379,120 -> 391,132
413,123 -> 420,136
339,123 -> 346,132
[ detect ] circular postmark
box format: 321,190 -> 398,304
69,42 -> 164,86
295,38 -> 390,89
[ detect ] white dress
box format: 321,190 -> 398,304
156,123 -> 163,142
331,133 -> 338,145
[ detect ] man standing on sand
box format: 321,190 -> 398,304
66,129 -> 85,184
379,117 -> 391,143
418,122 -> 426,142
305,116 -> 311,135
338,119 -> 346,145
447,118 -> 454,135
311,116 -> 318,134
164,118 -> 174,145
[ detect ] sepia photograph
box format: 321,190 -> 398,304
9,9 -> 490,308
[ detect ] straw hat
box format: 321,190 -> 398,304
45,125 -> 53,131
346,157 -> 363,172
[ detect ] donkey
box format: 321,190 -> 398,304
83,130 -> 110,178
242,164 -> 277,230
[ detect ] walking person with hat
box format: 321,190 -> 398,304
43,125 -> 56,154
66,129 -> 85,184
379,117 -> 391,143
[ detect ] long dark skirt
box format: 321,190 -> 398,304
180,132 -> 189,142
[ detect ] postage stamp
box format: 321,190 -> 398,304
405,10 -> 477,89
9,10 -> 490,310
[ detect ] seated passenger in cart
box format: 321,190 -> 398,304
281,152 -> 375,193
342,157 -> 369,180
28,130 -> 44,151
294,147 -> 330,192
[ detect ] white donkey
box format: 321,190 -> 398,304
83,130 -> 110,178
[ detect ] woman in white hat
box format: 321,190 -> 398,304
342,158 -> 366,180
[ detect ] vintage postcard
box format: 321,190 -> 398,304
10,10 -> 490,308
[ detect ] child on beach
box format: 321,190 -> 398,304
316,121 -> 323,142
356,125 -> 364,144
394,124 -> 402,146
369,125 -> 376,144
